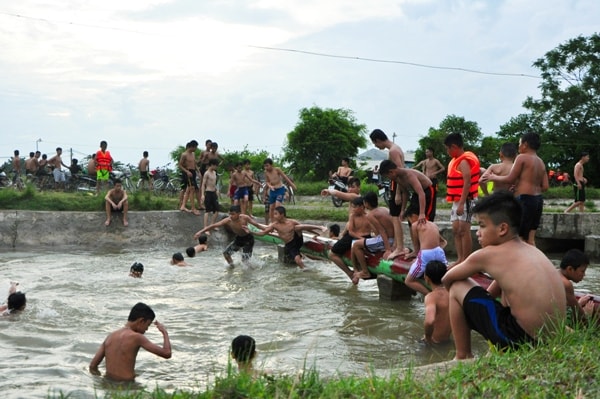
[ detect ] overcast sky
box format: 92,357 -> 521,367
1,0 -> 598,170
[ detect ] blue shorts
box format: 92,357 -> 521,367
233,186 -> 249,200
268,186 -> 286,205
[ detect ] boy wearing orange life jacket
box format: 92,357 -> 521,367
96,140 -> 113,194
444,133 -> 480,266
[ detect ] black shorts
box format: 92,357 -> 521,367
284,232 -> 304,259
140,171 -> 150,181
181,169 -> 199,189
331,232 -> 371,256
204,191 -> 219,213
223,234 -> 255,261
463,286 -> 534,349
388,181 -> 402,217
248,186 -> 254,202
516,194 -> 543,239
406,185 -> 436,221
573,183 -> 586,202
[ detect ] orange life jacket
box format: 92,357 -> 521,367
96,150 -> 112,171
446,151 -> 480,202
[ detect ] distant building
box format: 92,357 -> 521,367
356,148 -> 415,171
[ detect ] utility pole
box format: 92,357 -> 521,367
392,132 -> 397,143
36,138 -> 42,152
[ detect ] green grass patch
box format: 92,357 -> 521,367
52,322 -> 600,398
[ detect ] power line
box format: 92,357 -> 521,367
0,10 -> 541,79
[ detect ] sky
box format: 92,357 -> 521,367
1,0 -> 599,171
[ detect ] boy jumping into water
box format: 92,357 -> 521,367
89,302 -> 171,381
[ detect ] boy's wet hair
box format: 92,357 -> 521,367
348,177 -> 360,187
198,234 -> 208,244
425,260 -> 447,285
229,205 -> 241,213
560,249 -> 589,270
351,196 -> 364,207
130,262 -> 144,274
113,178 -> 122,185
172,252 -> 184,262
329,223 -> 340,237
7,292 -> 26,312
128,302 -> 155,322
263,158 -> 273,165
500,142 -> 517,160
369,129 -> 388,142
521,131 -> 541,150
274,205 -> 286,216
363,191 -> 378,208
185,247 -> 196,258
378,159 -> 397,175
444,133 -> 464,148
472,190 -> 521,232
231,335 -> 256,363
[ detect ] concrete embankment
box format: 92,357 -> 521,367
2,210 -> 600,259
0,210 -> 219,250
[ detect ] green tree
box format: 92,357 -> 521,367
282,106 -> 367,181
524,33 -> 600,184
415,114 -> 483,169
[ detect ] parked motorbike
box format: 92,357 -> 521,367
378,179 -> 391,207
328,177 -> 349,207
0,171 -> 11,188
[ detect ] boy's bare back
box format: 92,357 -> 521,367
457,238 -> 565,337
424,288 -> 451,343
101,327 -> 145,381
413,221 -> 441,250
510,153 -> 548,196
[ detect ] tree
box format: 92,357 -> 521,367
415,115 -> 484,169
524,33 -> 600,184
282,106 -> 367,181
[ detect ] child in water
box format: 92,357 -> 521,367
129,262 -> 144,278
171,252 -> 188,266
0,281 -> 26,316
231,335 -> 257,375
186,234 -> 209,258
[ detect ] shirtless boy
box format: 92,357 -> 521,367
321,177 -> 361,210
331,157 -> 353,184
482,132 -> 548,246
231,162 -> 259,215
89,302 -> 171,381
413,147 -> 444,220
243,159 -> 258,217
379,159 -> 435,224
198,139 -> 212,176
253,206 -> 324,269
351,192 -> 395,284
138,151 -> 152,191
442,191 -> 566,359
479,142 -> 517,195
105,179 -> 128,226
201,159 -> 220,228
558,249 -> 596,323
48,147 -> 69,190
194,205 -> 263,266
25,151 -> 39,175
403,207 -> 447,296
329,196 -> 373,281
263,158 -> 297,224
12,150 -> 21,184
564,151 -> 590,214
186,234 -> 208,258
422,260 -> 451,344
178,140 -> 200,215
370,129 -> 406,259
0,281 -> 26,316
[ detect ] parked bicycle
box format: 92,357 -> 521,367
109,168 -> 136,193
378,179 -> 391,207
151,165 -> 181,196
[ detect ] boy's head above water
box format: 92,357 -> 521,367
129,262 -> 144,278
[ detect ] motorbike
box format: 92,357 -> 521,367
0,171 -> 11,188
328,177 -> 349,207
378,179 -> 391,207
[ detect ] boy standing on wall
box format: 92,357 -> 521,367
369,129 -> 407,260
564,152 -> 590,214
96,141 -> 113,194
444,133 -> 480,266
89,302 -> 171,381
482,132 -> 548,246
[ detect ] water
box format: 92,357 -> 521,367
0,245 -> 598,398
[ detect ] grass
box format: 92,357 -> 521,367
51,322 -> 599,398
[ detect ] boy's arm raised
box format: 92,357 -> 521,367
139,321 -> 171,359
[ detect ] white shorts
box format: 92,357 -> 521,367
450,199 -> 476,223
53,168 -> 65,183
362,235 -> 394,253
408,247 -> 447,279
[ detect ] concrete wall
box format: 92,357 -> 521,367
1,211 -> 598,259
